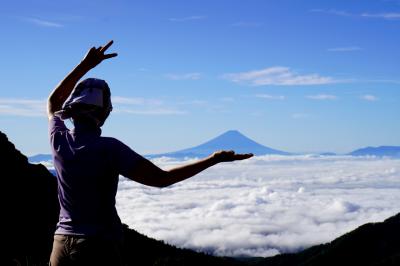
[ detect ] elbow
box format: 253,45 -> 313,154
155,171 -> 173,188
154,183 -> 169,189
150,181 -> 170,189
47,96 -> 56,117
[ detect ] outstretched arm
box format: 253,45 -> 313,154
127,151 -> 253,188
47,40 -> 117,119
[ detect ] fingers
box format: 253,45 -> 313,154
233,153 -> 254,160
104,53 -> 118,59
214,150 -> 253,162
100,40 -> 114,53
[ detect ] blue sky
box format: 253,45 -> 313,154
1,0 -> 399,155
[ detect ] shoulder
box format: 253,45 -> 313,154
100,136 -> 143,161
99,136 -> 134,153
100,136 -> 124,146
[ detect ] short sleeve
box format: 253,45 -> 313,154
49,116 -> 68,136
111,139 -> 144,177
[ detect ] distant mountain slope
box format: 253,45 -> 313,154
28,130 -> 289,162
349,146 -> 400,157
149,130 -> 290,158
29,153 -> 52,162
249,213 -> 400,266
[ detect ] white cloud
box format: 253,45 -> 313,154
165,73 -> 202,80
361,12 -> 400,20
116,156 -> 400,257
291,113 -> 311,119
169,16 -> 206,22
223,67 -> 335,86
112,96 -> 185,115
0,98 -> 46,117
306,94 -> 337,100
327,46 -> 362,52
23,17 -> 63,27
0,96 -> 185,117
177,99 -> 208,106
220,97 -> 235,102
115,108 -> 186,115
361,94 -> 378,101
362,79 -> 400,84
311,9 -> 400,20
309,9 -> 352,17
112,96 -> 162,106
232,21 -> 263,27
255,94 -> 286,100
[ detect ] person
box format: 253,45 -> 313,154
47,40 -> 253,266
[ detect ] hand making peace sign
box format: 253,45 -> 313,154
82,40 -> 118,69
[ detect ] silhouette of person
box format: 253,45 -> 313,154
47,40 -> 253,265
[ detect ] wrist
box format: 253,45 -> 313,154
208,154 -> 220,165
78,60 -> 93,71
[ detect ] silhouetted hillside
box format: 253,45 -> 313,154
248,213 -> 400,266
0,131 -> 59,265
0,130 -> 243,266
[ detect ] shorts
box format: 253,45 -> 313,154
49,234 -> 124,266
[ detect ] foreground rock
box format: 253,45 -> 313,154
0,131 -> 241,266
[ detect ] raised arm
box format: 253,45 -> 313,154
127,151 -> 253,188
47,40 -> 117,119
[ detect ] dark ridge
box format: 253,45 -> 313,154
0,130 -> 243,266
0,131 -> 59,264
248,213 -> 400,266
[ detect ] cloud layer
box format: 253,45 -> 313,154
361,94 -> 378,101
306,94 -> 337,100
311,9 -> 400,20
22,17 -> 63,27
0,98 -> 46,117
327,46 -> 362,52
223,67 -> 335,86
169,16 -> 206,22
165,73 -> 202,80
0,97 -> 186,117
116,155 -> 400,257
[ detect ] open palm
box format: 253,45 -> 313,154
212,150 -> 253,162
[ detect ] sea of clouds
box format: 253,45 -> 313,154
115,155 -> 400,257
38,155 -> 400,257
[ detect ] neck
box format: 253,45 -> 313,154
73,119 -> 102,135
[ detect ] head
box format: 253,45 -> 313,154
54,78 -> 113,127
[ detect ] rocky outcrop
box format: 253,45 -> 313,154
0,131 -> 242,266
1,131 -> 59,264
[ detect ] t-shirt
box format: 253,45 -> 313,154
49,116 -> 142,240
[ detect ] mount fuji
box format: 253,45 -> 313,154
147,130 -> 290,159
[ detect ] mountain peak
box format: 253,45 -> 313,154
221,129 -> 242,135
148,129 -> 290,158
216,130 -> 251,140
